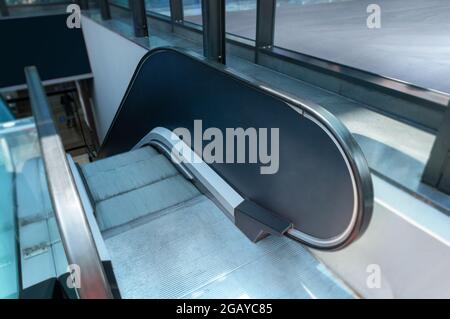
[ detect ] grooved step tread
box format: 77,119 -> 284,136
96,175 -> 200,231
83,154 -> 178,202
81,147 -> 200,232
81,147 -> 159,178
105,195 -> 352,299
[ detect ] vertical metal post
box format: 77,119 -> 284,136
438,159 -> 450,193
79,0 -> 89,10
0,0 -> 9,17
98,0 -> 111,20
76,80 -> 101,150
422,103 -> 450,195
130,0 -> 149,37
255,0 -> 276,63
170,0 -> 184,24
201,0 -> 226,64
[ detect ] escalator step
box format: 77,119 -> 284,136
96,175 -> 200,231
105,195 -> 353,299
83,154 -> 178,202
81,147 -> 159,178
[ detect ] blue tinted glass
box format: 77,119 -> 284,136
0,98 -> 14,123
145,0 -> 170,15
0,118 -> 71,299
0,139 -> 18,298
226,0 -> 256,39
5,0 -> 69,4
183,0 -> 202,25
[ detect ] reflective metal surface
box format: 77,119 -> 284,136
135,127 -> 244,218
25,66 -> 113,299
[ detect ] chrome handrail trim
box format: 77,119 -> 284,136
134,127 -> 245,218
25,66 -> 113,299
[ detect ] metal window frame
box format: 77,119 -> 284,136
6,1 -> 71,9
255,0 -> 275,63
0,0 -> 8,16
78,0 -> 89,10
24,66 -> 113,299
261,45 -> 450,108
106,2 -> 449,131
422,103 -> 450,195
98,0 -> 111,20
169,0 -> 183,24
201,0 -> 226,64
130,0 -> 148,37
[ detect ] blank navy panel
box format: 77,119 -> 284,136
0,14 -> 91,88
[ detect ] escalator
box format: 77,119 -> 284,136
78,145 -> 353,298
79,146 -> 197,233
2,47 -> 374,299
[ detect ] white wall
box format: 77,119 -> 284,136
312,175 -> 450,298
81,16 -> 148,143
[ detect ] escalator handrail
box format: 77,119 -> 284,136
99,47 -> 373,250
24,66 -> 113,299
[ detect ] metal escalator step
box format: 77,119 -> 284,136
96,175 -> 200,231
83,154 -> 179,202
81,146 -> 159,178
105,195 -> 352,299
183,242 -> 352,299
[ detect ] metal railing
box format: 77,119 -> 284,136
99,0 -> 111,20
422,103 -> 450,195
0,0 -> 9,16
201,0 -> 226,64
24,66 -> 113,299
130,0 -> 148,37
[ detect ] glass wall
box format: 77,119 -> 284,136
183,0 -> 202,26
0,118 -> 72,299
0,97 -> 14,123
145,0 -> 170,16
110,0 -> 128,8
183,0 -> 257,40
273,0 -> 450,93
0,123 -> 19,299
110,0 -> 170,17
226,0 -> 256,40
5,0 -> 69,4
